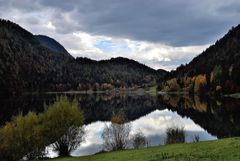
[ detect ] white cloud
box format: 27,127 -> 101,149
57,31 -> 208,70
52,30 -> 209,70
0,1 -> 211,70
45,21 -> 56,30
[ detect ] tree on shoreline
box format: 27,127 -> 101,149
132,131 -> 147,149
0,96 -> 85,161
165,126 -> 185,145
102,112 -> 131,151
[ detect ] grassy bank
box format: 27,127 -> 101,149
146,85 -> 157,96
42,137 -> 240,161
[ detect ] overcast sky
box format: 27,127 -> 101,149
1,0 -> 240,70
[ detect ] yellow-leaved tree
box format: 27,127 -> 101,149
0,96 -> 85,161
194,74 -> 207,94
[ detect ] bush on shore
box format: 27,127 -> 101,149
0,96 -> 85,161
165,126 -> 185,145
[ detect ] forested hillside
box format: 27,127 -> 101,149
0,19 -> 168,95
72,57 -> 167,91
35,35 -> 68,53
159,25 -> 240,95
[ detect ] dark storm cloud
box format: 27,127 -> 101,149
33,0 -> 240,46
1,0 -> 240,46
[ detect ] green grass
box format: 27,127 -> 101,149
41,137 -> 240,161
146,85 -> 158,96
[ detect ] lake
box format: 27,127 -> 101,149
0,93 -> 240,157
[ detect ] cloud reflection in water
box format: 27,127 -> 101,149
71,109 -> 216,156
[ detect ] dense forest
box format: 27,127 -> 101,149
0,19 -> 168,95
159,25 -> 240,95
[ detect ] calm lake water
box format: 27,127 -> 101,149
1,93 -> 240,157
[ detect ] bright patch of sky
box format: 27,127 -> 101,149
94,40 -> 130,53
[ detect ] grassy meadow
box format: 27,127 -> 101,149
41,137 -> 240,161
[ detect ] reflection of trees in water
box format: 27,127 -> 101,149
0,94 -> 165,125
77,94 -> 163,123
1,93 -> 240,139
161,94 -> 207,112
0,94 -> 56,125
159,94 -> 240,138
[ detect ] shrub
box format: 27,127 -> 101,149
132,131 -> 146,149
165,127 -> 185,144
0,112 -> 44,161
52,126 -> 85,156
193,135 -> 200,142
0,96 -> 85,160
41,96 -> 85,156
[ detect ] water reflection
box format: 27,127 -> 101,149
71,109 -> 216,156
1,93 -> 240,157
0,93 -> 161,125
159,94 -> 240,138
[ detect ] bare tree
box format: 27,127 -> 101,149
102,112 -> 131,151
193,135 -> 200,142
132,131 -> 146,149
165,126 -> 185,145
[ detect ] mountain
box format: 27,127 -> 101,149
72,57 -> 168,90
159,25 -> 240,95
0,19 -> 168,95
35,35 -> 68,53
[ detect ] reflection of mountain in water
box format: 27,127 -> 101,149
0,94 -> 165,125
159,94 -> 240,138
1,93 -> 240,139
75,94 -> 164,123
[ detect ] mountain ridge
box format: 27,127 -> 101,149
35,35 -> 69,54
0,19 -> 168,95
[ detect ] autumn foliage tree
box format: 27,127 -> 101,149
159,24 -> 240,95
41,96 -> 85,156
194,74 -> 207,94
0,96 -> 85,161
0,112 -> 43,161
